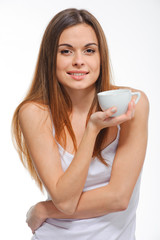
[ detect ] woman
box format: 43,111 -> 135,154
12,8 -> 149,240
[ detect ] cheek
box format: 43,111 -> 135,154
56,58 -> 71,83
90,54 -> 100,70
92,57 -> 100,75
56,56 -> 68,70
56,59 -> 67,79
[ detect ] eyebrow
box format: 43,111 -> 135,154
58,43 -> 98,48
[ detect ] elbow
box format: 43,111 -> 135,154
118,198 -> 129,211
52,198 -> 76,215
49,189 -> 77,215
58,203 -> 76,215
113,191 -> 130,212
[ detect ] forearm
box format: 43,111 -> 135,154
53,124 -> 98,213
38,184 -> 123,220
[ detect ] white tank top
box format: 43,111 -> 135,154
33,125 -> 141,240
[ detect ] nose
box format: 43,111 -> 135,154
72,51 -> 85,67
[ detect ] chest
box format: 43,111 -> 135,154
64,123 -> 118,155
57,128 -> 119,191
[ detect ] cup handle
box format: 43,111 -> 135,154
131,92 -> 141,104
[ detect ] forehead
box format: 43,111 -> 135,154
58,24 -> 98,46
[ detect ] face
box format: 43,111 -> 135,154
56,24 -> 100,93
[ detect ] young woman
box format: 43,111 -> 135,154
12,8 -> 149,240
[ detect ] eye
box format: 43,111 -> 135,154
60,49 -> 73,55
84,48 -> 96,55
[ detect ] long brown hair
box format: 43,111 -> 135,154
12,8 -> 114,191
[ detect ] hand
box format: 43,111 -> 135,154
26,203 -> 46,234
88,100 -> 135,132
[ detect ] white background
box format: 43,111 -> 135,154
0,0 -> 159,239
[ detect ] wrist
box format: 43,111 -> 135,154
87,121 -> 100,136
36,202 -> 48,220
38,200 -> 60,219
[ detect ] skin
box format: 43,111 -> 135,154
19,24 -> 149,233
56,24 -> 100,93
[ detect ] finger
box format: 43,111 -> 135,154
126,100 -> 135,119
109,103 -> 133,124
131,100 -> 136,117
103,107 -> 117,119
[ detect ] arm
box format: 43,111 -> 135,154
74,91 -> 148,215
19,101 -> 133,215
19,103 -> 96,215
26,91 -> 149,232
75,91 -> 149,215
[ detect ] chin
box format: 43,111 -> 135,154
72,83 -> 95,90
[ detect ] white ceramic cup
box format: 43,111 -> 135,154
97,89 -> 141,117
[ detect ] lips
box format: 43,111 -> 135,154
67,71 -> 89,80
68,73 -> 86,76
67,71 -> 89,76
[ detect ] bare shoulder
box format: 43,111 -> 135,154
19,102 -> 52,131
117,86 -> 149,151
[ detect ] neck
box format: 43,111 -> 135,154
66,87 -> 96,115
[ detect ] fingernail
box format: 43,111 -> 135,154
111,107 -> 117,113
131,101 -> 135,107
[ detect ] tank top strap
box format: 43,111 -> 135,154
117,124 -> 121,140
